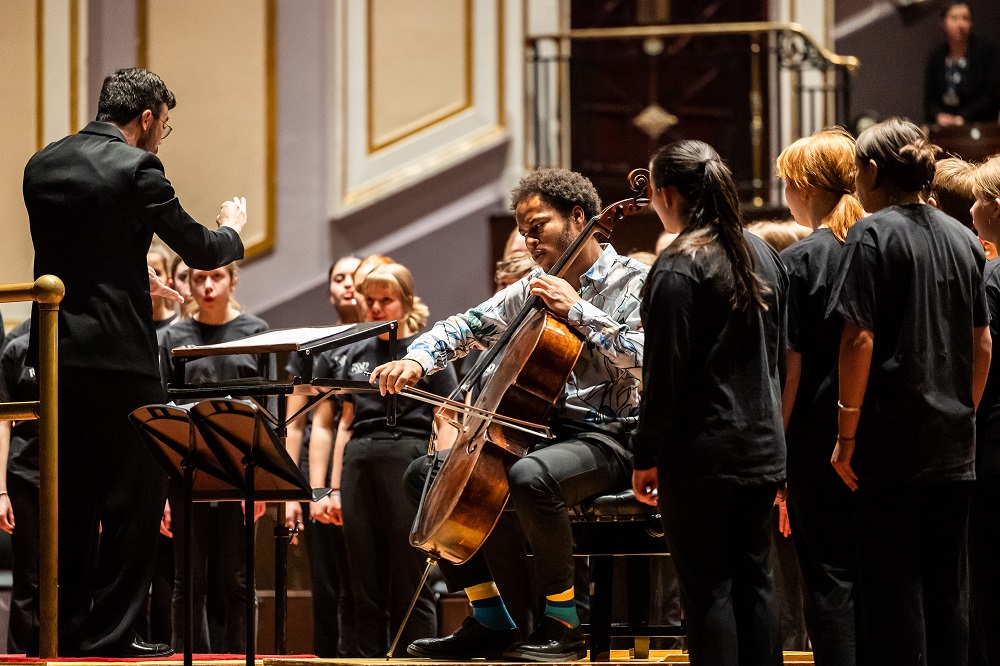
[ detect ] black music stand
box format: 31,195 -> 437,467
151,320 -> 398,657
129,404 -> 243,666
130,400 -> 314,666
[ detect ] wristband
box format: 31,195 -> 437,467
837,401 -> 861,412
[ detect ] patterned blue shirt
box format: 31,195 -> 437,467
406,244 -> 647,426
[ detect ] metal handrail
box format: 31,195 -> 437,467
527,21 -> 859,71
0,275 -> 64,658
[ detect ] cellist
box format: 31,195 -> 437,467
371,168 -> 647,662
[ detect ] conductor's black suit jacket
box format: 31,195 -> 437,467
23,121 -> 244,379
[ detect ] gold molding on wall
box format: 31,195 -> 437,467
365,0 -> 475,154
69,0 -> 79,133
135,0 -> 276,261
35,0 -> 43,150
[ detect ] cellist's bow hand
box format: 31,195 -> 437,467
528,275 -> 581,318
370,359 -> 424,396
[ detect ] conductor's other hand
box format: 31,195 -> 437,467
632,467 -> 659,507
329,494 -> 343,526
0,493 -> 15,534
370,359 -> 424,396
217,196 -> 247,234
148,265 -> 183,304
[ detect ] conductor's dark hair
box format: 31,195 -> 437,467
96,68 -> 176,125
511,168 -> 602,221
855,118 -> 938,193
650,140 -> 769,311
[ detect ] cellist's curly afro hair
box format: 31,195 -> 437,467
510,168 -> 602,221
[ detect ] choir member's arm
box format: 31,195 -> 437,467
283,393 -> 308,535
328,401 -> 354,526
782,350 -> 802,432
832,321 -> 872,492
973,326 -> 992,409
308,399 -> 337,523
631,268 -> 693,506
0,422 -> 13,534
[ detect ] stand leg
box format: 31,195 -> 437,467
387,557 -> 435,660
245,461 -> 256,666
590,556 -> 613,662
275,502 -> 288,654
183,463 -> 194,666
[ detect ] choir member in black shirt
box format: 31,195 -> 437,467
632,140 -> 788,666
157,262 -> 269,653
775,128 -> 865,665
969,156 -> 1000,666
830,118 -> 991,665
0,331 -> 41,655
310,263 -> 458,657
283,255 -> 363,657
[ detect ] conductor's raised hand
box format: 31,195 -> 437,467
217,196 -> 247,234
632,467 -> 659,507
370,359 -> 424,396
528,274 -> 581,318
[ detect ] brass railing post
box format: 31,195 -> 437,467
0,276 -> 64,657
34,274 -> 64,659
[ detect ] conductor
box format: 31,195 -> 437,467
22,68 -> 246,657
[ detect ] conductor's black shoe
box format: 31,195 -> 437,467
502,616 -> 587,662
407,616 -> 517,659
119,636 -> 174,658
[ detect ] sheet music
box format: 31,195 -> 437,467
171,324 -> 356,356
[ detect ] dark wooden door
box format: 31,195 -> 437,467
569,0 -> 769,200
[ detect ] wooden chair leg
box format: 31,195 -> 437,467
589,555 -> 613,662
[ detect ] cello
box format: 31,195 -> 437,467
409,168 -> 651,565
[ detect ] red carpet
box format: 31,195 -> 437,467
0,655 -> 315,663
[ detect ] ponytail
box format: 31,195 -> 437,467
651,141 -> 769,311
407,296 -> 430,333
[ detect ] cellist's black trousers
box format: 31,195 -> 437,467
404,428 -> 631,597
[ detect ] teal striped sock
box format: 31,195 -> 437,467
544,598 -> 580,628
471,595 -> 516,631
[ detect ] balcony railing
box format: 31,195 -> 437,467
526,21 -> 860,207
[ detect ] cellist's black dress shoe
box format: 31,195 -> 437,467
119,636 -> 174,658
408,616 -> 517,659
503,616 -> 587,662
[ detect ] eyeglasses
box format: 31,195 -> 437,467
158,117 -> 172,138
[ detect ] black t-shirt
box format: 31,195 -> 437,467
0,334 -> 39,485
976,258 -> 1000,478
317,334 -> 458,440
157,313 -> 270,392
631,231 -> 788,483
831,204 -> 988,482
781,228 -> 845,473
153,314 -> 177,331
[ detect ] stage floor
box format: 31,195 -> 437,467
0,651 -> 817,665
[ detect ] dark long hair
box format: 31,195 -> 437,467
650,140 -> 769,311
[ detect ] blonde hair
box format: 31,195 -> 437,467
746,220 -> 811,253
353,254 -> 395,284
976,155 -> 1000,202
931,158 -> 977,230
495,251 -> 536,284
775,127 -> 865,242
359,263 -> 429,333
